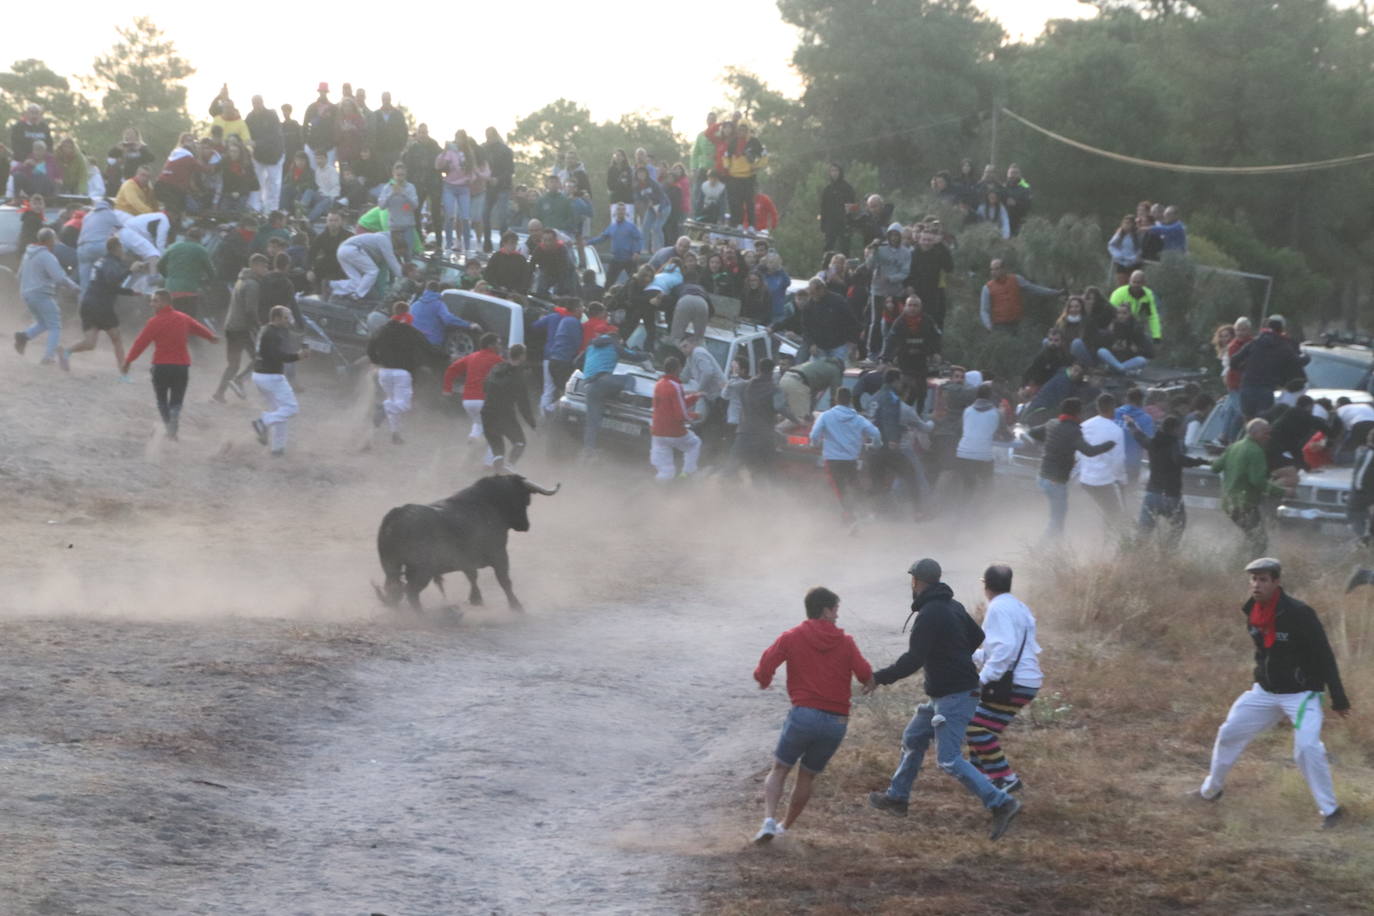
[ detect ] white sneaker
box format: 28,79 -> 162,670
752,818 -> 784,845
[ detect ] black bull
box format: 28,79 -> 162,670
374,475 -> 560,611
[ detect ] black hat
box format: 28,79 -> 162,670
906,558 -> 942,583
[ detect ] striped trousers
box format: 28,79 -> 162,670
966,685 -> 1038,782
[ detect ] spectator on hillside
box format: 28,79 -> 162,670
334,98 -> 369,169
689,113 -> 718,213
699,170 -> 728,223
1230,315 -> 1308,420
632,167 -> 670,253
1022,328 -> 1073,392
1108,214 -> 1144,285
820,163 -> 856,254
979,259 -> 1061,332
1097,304 -> 1154,375
866,223 -> 911,307
303,83 -> 337,165
749,191 -> 779,233
587,203 -> 642,288
848,194 -> 894,246
1109,270 -> 1162,342
800,276 -> 859,362
882,295 -> 940,412
1003,164 -> 1032,235
977,188 -> 1011,239
114,165 -> 158,216
246,95 -> 285,212
909,229 -> 954,329
1146,205 -> 1188,255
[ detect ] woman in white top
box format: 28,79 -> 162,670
967,564 -> 1043,792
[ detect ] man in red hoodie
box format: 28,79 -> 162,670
753,586 -> 874,844
650,356 -> 701,481
443,333 -> 505,449
123,289 -> 219,439
579,302 -> 618,352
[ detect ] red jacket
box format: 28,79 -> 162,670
754,619 -> 873,716
581,316 -> 619,351
443,348 -> 503,398
125,305 -> 216,366
651,374 -> 698,437
1225,335 -> 1248,391
747,193 -> 779,231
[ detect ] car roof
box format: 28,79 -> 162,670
440,288 -> 524,311
1303,342 -> 1374,364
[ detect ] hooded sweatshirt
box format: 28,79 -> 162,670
754,618 -> 874,717
872,582 -> 984,698
869,223 -> 912,299
409,289 -> 473,346
956,398 -> 1002,461
809,404 -> 880,461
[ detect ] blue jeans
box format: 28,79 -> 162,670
640,206 -> 665,253
1239,384 -> 1273,421
1097,348 -> 1147,373
24,295 -> 62,361
77,241 -> 105,290
484,189 -> 511,243
1139,490 -> 1186,545
583,372 -> 634,449
306,191 -> 335,222
1070,337 -> 1094,365
775,705 -> 849,773
883,691 -> 1008,808
815,344 -> 849,363
442,184 -> 471,248
1039,477 -> 1069,537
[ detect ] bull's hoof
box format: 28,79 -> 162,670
444,605 -> 465,624
509,601 -> 526,614
468,595 -> 484,607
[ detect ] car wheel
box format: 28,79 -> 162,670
445,330 -> 475,362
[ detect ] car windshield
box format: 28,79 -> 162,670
1304,350 -> 1370,392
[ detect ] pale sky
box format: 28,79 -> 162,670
1,1 -> 1091,138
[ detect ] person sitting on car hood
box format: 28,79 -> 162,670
409,281 -> 481,348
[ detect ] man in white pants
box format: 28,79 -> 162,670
330,232 -> 404,300
246,95 -> 285,213
365,303 -> 431,445
1200,557 -> 1351,828
250,306 -> 306,456
649,355 -> 702,481
119,211 -> 170,292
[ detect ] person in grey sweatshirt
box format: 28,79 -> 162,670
15,228 -> 80,366
377,162 -> 419,256
955,382 -> 1005,493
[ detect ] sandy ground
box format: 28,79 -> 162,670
1,288 -> 1315,913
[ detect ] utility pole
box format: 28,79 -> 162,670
989,105 -> 999,171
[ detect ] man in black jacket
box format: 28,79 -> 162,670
367,305 -> 431,444
864,558 -> 1023,840
482,344 -> 537,472
402,125 -> 442,239
1028,397 -> 1116,538
1127,414 -> 1209,546
1231,316 -> 1309,420
800,277 -> 859,362
1200,558 -> 1350,828
483,127 -> 516,251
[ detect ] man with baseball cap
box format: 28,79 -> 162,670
1199,557 -> 1351,828
863,558 -> 1023,840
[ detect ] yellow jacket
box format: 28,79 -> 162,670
115,177 -> 158,215
213,116 -> 253,149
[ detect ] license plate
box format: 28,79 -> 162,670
603,419 -> 641,437
1184,495 -> 1220,510
304,339 -> 333,353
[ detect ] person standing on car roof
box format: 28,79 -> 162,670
587,203 -> 644,289
249,305 -> 308,456
864,558 -> 1023,841
122,289 -> 219,440
443,332 -> 505,451
365,301 -> 431,445
1199,557 -> 1350,829
810,387 -> 880,526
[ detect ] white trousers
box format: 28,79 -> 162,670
650,432 -> 701,481
462,399 -> 485,440
253,156 -> 284,213
330,246 -> 379,299
253,372 -> 299,452
540,360 -> 557,414
377,368 -> 412,434
1201,683 -> 1338,816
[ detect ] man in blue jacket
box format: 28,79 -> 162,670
587,203 -> 642,288
580,332 -> 651,451
534,301 -> 585,415
810,387 -> 879,525
864,558 -> 1023,840
409,282 -> 481,355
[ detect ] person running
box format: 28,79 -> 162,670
249,305 -> 307,456
752,586 -> 874,845
443,332 -> 505,448
863,558 -> 1022,840
1027,397 -> 1117,539
1200,557 -> 1351,828
14,228 -> 80,366
1212,418 -> 1287,555
65,236 -> 140,378
809,387 -> 880,525
122,289 -> 219,440
1126,413 -> 1210,546
481,344 -> 536,472
212,254 -> 268,402
650,355 -> 702,481
366,303 -> 431,445
966,564 -> 1043,794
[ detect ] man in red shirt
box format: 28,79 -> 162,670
443,333 -> 505,449
579,302 -> 618,352
650,356 -> 701,481
122,289 -> 219,439
753,586 -> 874,844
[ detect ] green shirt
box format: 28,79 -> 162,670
1109,284 -> 1162,341
534,192 -> 575,233
159,240 -> 216,294
691,131 -> 716,173
1211,437 -> 1283,512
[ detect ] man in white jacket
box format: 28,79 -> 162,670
955,382 -> 1003,494
967,564 -> 1043,793
1078,391 -> 1127,524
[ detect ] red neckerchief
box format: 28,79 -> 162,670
1249,589 -> 1281,648
903,313 -> 923,333
1057,414 -> 1076,423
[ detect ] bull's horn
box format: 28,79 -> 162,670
522,479 -> 562,496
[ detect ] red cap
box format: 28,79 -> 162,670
317,82 -> 329,92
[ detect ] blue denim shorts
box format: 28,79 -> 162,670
774,706 -> 849,773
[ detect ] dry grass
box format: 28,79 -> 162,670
710,544 -> 1374,914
